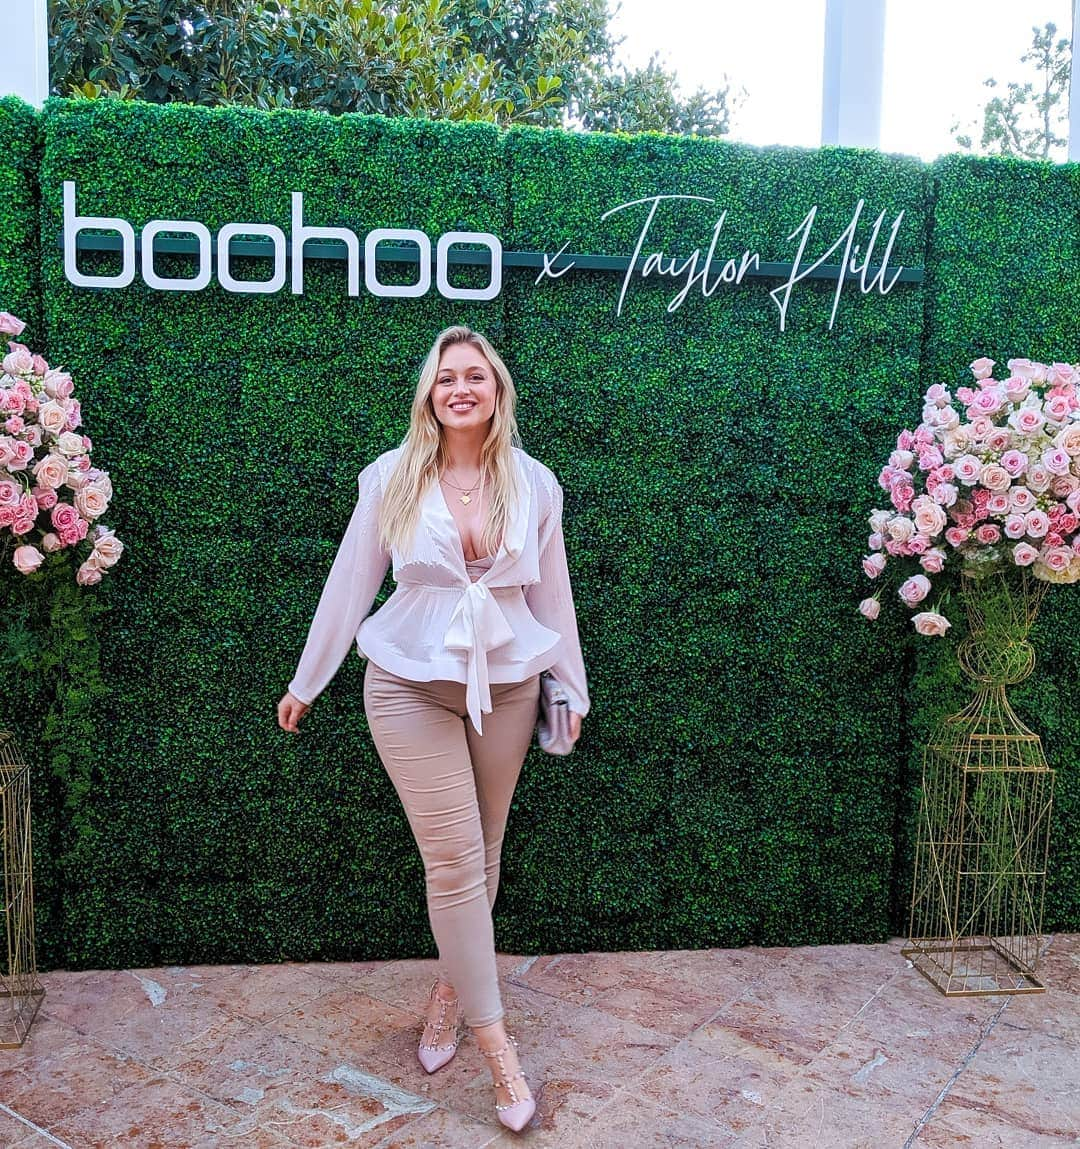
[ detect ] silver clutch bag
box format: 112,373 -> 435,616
536,671 -> 575,755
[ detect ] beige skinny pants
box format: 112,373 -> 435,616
363,659 -> 541,1027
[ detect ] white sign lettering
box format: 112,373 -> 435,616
61,180 -> 910,331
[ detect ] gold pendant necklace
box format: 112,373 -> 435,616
442,465 -> 484,505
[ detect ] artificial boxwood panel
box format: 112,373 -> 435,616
0,96 -> 1075,969
908,155 -> 1080,932
0,97 -> 41,336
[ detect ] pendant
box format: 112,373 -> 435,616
460,493 -> 471,505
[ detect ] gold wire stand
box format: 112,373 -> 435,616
904,569 -> 1054,996
1,733 -> 44,1048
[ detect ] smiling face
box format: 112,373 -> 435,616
430,341 -> 498,433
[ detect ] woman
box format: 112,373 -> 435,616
277,325 -> 590,1133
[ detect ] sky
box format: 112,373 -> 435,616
608,0 -> 1074,159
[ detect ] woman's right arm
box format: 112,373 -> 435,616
282,460 -> 390,720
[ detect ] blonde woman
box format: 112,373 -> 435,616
277,325 -> 590,1133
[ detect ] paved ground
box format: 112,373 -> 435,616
0,934 -> 1077,1148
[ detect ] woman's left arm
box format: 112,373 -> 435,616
525,474 -> 590,720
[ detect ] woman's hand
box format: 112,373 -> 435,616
278,691 -> 311,733
570,711 -> 583,744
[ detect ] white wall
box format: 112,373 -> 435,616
4,0 -> 49,106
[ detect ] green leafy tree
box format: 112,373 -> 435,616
953,22 -> 1071,161
48,0 -> 737,136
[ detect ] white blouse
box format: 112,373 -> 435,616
288,444 -> 590,735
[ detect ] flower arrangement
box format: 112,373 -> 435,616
860,356 -> 1080,634
0,311 -> 123,584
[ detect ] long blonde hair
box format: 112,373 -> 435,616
378,326 -> 522,557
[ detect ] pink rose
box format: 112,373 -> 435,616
956,386 -> 976,405
75,486 -> 108,520
7,440 -> 32,471
969,357 -> 995,380
975,524 -> 1001,544
42,369 -> 74,400
1010,407 -> 1045,436
0,313 -> 26,336
40,532 -> 61,553
912,611 -> 951,636
1041,545 -> 1072,572
954,455 -> 982,485
92,527 -> 124,567
1000,449 -> 1028,476
913,426 -> 935,447
920,548 -> 947,573
1059,512 -> 1079,534
12,544 -> 44,574
896,430 -> 915,451
868,532 -> 884,551
32,486 -> 57,510
1004,514 -> 1027,539
75,562 -> 102,587
889,449 -> 914,470
945,527 -> 970,547
1,347 -> 33,376
986,493 -> 1011,515
12,515 -> 36,536
913,498 -> 947,536
3,416 -> 23,434
32,453 -> 68,490
1044,394 -> 1071,422
918,446 -> 944,471
1004,375 -> 1031,403
1026,464 -> 1052,492
1048,362 -> 1077,387
1007,357 -> 1036,380
979,464 -> 1012,493
898,574 -> 931,606
0,506 -> 13,528
907,534 -> 931,555
1014,542 -> 1040,566
890,483 -> 914,512
1024,509 -> 1050,538
1042,447 -> 1071,475
1045,531 -> 1064,548
1009,486 -> 1036,512
0,480 -> 19,507
925,383 -> 951,405
30,354 -> 47,377
858,598 -> 880,620
862,553 -> 887,578
37,400 -> 67,436
930,482 -> 959,507
972,388 -> 1004,416
985,429 -> 1011,453
50,502 -> 78,532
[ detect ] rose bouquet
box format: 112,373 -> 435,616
0,311 -> 123,584
860,355 -> 1080,634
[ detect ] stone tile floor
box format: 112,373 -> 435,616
1,934 -> 1077,1148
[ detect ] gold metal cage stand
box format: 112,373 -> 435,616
904,569 -> 1054,995
1,732 -> 44,1048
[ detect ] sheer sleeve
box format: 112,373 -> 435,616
525,471 -> 590,717
287,461 -> 390,705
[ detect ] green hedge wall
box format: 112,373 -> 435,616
0,96 -> 1075,969
905,155 -> 1080,931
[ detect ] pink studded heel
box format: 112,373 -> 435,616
479,1033 -> 535,1133
417,979 -> 460,1073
